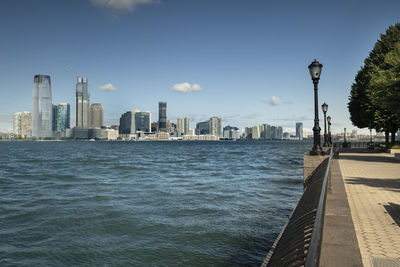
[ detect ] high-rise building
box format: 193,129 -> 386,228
270,126 -> 277,139
176,118 -> 183,134
196,121 -> 210,135
90,103 -> 104,128
52,103 -> 70,136
184,117 -> 189,135
13,111 -> 32,138
223,125 -> 240,139
252,126 -> 260,139
296,122 -> 303,141
277,126 -> 283,140
135,111 -> 151,132
209,117 -> 222,138
76,77 -> 90,128
166,120 -> 174,133
158,101 -> 167,132
32,74 -> 53,137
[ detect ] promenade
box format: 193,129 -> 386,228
322,149 -> 400,267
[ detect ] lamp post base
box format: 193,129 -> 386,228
310,147 -> 324,155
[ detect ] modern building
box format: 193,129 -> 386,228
13,111 -> 32,138
262,124 -> 271,140
151,122 -> 158,132
209,117 -> 222,138
176,117 -> 183,135
196,120 -> 210,135
158,101 -> 167,132
296,122 -> 303,141
283,132 -> 290,140
76,77 -> 90,128
252,126 -> 261,139
119,109 -> 151,134
245,127 -> 252,139
277,126 -> 283,140
223,125 -> 240,139
32,74 -> 53,137
52,103 -> 70,136
166,120 -> 174,133
89,103 -> 104,128
135,111 -> 151,132
184,117 -> 189,135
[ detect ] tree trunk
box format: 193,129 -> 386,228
391,131 -> 396,146
385,130 -> 389,147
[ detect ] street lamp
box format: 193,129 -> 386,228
327,115 -> 332,146
343,127 -> 348,148
308,59 -> 323,155
321,102 -> 328,147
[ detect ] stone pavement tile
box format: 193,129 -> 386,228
339,151 -> 400,267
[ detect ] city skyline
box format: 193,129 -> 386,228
1,0 -> 400,134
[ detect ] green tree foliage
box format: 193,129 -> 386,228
348,23 -> 400,144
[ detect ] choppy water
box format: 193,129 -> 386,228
0,140 -> 310,266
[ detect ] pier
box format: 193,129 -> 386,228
262,146 -> 400,267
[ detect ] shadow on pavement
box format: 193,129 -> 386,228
339,154 -> 399,164
345,177 -> 400,193
383,202 -> 400,227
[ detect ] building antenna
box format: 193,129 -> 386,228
69,66 -> 79,78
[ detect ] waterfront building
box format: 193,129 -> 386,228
270,126 -> 277,139
135,111 -> 151,132
245,127 -> 252,139
223,125 -> 240,139
32,74 -> 53,137
176,118 -> 183,135
277,126 -> 283,140
13,111 -> 32,138
209,117 -> 222,138
252,126 -> 261,139
296,122 -> 303,141
283,132 -> 290,140
151,122 -> 158,132
90,103 -> 103,128
166,120 -> 174,133
158,101 -> 167,132
262,124 -> 272,140
119,110 -> 138,134
52,103 -> 70,136
76,77 -> 90,128
184,117 -> 189,135
196,121 -> 210,135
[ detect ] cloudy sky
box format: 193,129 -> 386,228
0,0 -> 399,134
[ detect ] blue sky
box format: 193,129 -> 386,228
0,0 -> 399,134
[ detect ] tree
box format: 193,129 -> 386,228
348,23 -> 400,146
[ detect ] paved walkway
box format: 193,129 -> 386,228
338,152 -> 400,267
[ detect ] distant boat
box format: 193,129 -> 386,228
89,138 -> 95,141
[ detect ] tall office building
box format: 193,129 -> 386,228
176,118 -> 183,135
13,111 -> 32,138
277,126 -> 283,140
135,111 -> 151,132
270,126 -> 277,139
196,121 -> 210,135
76,77 -> 90,128
32,74 -> 53,137
252,126 -> 261,139
90,103 -> 104,128
53,103 -> 70,136
209,117 -> 222,138
296,122 -> 303,140
184,117 -> 189,135
158,101 -> 167,132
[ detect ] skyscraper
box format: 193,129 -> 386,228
76,77 -> 90,128
32,74 -> 52,137
53,103 -> 70,136
13,111 -> 32,138
135,111 -> 151,132
209,116 -> 222,138
90,103 -> 104,128
296,122 -> 303,140
184,117 -> 189,135
158,101 -> 167,132
176,117 -> 183,134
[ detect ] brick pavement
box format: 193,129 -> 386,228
338,152 -> 400,267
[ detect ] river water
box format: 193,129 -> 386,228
0,140 -> 310,266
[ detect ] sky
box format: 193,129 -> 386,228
0,0 -> 399,134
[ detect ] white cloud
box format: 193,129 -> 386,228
90,0 -> 158,12
98,83 -> 117,91
261,96 -> 280,106
171,82 -> 202,93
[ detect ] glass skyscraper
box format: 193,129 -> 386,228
158,102 -> 167,132
32,74 -> 52,137
53,103 -> 70,136
76,77 -> 90,128
90,103 -> 104,128
296,122 -> 303,140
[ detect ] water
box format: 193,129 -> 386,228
0,140 -> 310,266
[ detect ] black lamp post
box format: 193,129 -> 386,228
308,59 -> 323,155
343,127 -> 348,148
327,115 -> 331,146
321,103 -> 328,147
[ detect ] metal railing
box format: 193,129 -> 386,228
261,147 -> 333,267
